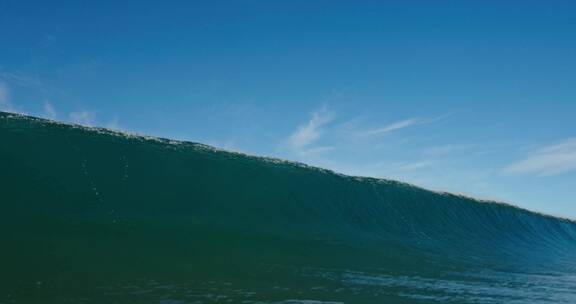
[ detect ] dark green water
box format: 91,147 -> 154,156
1,111 -> 576,303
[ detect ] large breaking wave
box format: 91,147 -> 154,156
1,111 -> 576,303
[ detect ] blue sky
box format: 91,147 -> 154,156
1,1 -> 575,218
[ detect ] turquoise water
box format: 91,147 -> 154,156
1,111 -> 576,303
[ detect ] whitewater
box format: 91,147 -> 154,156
1,111 -> 576,303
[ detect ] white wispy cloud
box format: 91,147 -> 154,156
0,81 -> 14,112
0,81 -> 27,114
104,117 -> 123,130
287,106 -> 335,155
69,111 -> 96,126
43,101 -> 57,119
0,71 -> 46,90
364,118 -> 420,136
396,160 -> 434,171
361,114 -> 451,137
503,138 -> 576,176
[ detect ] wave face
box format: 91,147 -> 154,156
2,111 -> 576,304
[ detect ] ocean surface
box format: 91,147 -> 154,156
1,111 -> 576,303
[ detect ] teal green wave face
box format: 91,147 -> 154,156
2,111 -> 576,303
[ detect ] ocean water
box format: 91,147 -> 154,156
1,111 -> 576,303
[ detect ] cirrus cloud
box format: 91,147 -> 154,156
503,138 -> 576,176
287,105 -> 335,155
